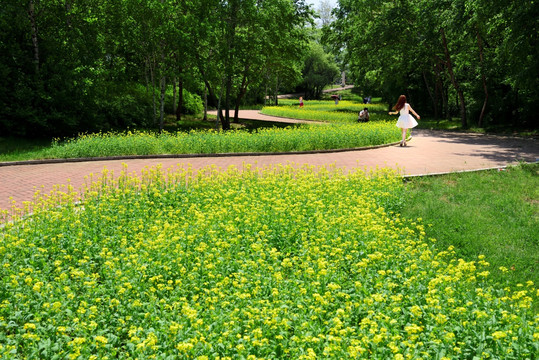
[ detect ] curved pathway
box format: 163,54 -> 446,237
1,110 -> 538,212
208,109 -> 325,124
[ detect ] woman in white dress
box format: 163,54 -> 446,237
389,95 -> 420,146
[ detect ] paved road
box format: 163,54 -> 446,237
1,110 -> 538,212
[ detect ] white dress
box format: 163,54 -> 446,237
395,103 -> 418,129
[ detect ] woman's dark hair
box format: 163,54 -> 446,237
393,95 -> 406,111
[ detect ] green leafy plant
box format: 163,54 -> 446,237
1,165 -> 536,359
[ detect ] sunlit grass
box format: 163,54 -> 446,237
0,121 -> 402,161
261,100 -> 390,124
402,163 -> 539,310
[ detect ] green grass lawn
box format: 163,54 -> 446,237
0,137 -> 52,162
400,163 -> 539,310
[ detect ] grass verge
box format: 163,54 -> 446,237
401,163 -> 539,309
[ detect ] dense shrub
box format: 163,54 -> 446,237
94,82 -> 155,131
165,88 -> 204,116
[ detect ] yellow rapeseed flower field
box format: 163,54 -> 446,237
0,164 -> 537,359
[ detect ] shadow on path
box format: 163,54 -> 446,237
415,129 -> 539,164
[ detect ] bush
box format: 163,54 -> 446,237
165,87 -> 203,115
95,82 -> 154,131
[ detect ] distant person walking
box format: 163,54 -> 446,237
299,96 -> 304,108
389,95 -> 420,147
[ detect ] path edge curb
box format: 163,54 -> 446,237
401,160 -> 538,180
0,139 -> 410,168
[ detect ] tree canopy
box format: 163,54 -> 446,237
326,0 -> 538,128
0,0 -> 316,136
2,0 -> 535,136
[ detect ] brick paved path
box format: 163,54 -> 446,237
1,112 -> 538,212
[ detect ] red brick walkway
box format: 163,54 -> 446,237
1,123 -> 538,212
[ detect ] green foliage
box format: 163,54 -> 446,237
300,42 -> 340,99
0,0 -> 316,136
164,88 -> 203,116
94,82 -> 155,131
329,0 -> 538,129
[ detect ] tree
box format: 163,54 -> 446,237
301,42 -> 340,99
317,0 -> 335,27
330,0 -> 538,128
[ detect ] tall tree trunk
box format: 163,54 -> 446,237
194,52 -> 224,125
434,66 -> 441,121
434,61 -> 448,121
264,81 -> 268,107
145,59 -> 150,92
215,76 -> 226,130
423,70 -> 438,119
222,2 -> 238,131
513,88 -> 519,127
440,27 -> 467,128
233,67 -> 249,123
159,75 -> 166,133
274,75 -> 279,106
27,0 -> 40,74
215,88 -> 223,130
200,76 -> 223,123
172,77 -> 177,115
203,84 -> 208,122
444,85 -> 450,121
176,77 -> 183,122
149,57 -> 157,125
476,29 -> 488,128
233,97 -> 241,123
224,75 -> 232,130
158,0 -> 166,131
234,87 -> 248,123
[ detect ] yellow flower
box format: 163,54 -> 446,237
23,323 -> 36,331
95,336 -> 108,346
175,342 -> 194,352
410,305 -> 422,317
404,324 -> 423,334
